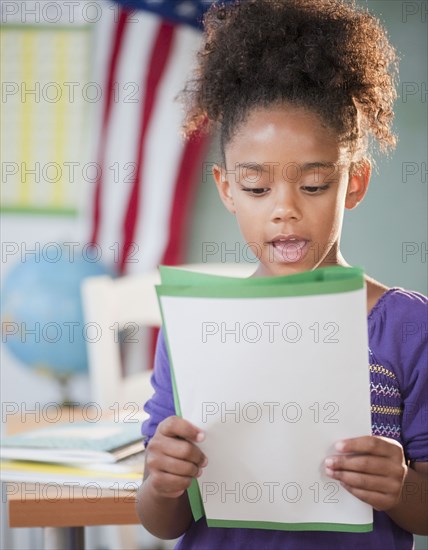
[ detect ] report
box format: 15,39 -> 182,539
156,265 -> 372,532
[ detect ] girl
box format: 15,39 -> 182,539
136,1 -> 428,548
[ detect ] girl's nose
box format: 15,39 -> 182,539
270,188 -> 302,222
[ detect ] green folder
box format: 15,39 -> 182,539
159,264 -> 364,288
156,265 -> 372,532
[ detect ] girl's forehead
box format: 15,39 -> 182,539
225,106 -> 351,165
232,105 -> 335,140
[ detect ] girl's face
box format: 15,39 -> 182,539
213,106 -> 369,276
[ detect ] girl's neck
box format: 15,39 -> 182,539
253,250 -> 350,278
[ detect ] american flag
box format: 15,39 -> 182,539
89,0 -> 229,275
87,0 -> 233,371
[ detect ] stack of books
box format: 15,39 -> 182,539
1,419 -> 146,490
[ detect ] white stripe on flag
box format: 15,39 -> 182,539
97,12 -> 158,269
127,23 -> 202,274
76,2 -> 116,245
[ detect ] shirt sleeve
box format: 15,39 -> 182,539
141,328 -> 176,446
371,289 -> 428,462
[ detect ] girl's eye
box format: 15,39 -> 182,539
301,185 -> 330,194
242,187 -> 269,196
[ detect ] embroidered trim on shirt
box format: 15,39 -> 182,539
369,364 -> 397,380
371,405 -> 402,415
370,382 -> 401,398
372,423 -> 401,438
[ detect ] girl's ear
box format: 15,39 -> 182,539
345,159 -> 371,210
212,164 -> 236,214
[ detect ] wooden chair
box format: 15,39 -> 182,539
81,269 -> 160,410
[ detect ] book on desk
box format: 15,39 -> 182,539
1,420 -> 146,489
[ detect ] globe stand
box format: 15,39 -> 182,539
56,372 -> 78,408
35,366 -> 78,408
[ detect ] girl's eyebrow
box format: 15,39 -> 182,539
235,162 -> 270,172
301,161 -> 339,172
235,161 -> 339,172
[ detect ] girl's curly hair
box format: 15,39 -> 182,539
180,0 -> 398,158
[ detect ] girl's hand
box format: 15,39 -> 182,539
145,416 -> 208,499
324,436 -> 408,511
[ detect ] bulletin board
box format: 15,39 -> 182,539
1,23 -> 92,215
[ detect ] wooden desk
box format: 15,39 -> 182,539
7,475 -> 141,550
8,484 -> 139,528
5,408 -> 142,550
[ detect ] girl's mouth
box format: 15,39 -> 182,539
270,238 -> 310,264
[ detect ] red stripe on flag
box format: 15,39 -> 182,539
90,9 -> 130,249
162,135 -> 210,265
119,22 -> 176,274
149,131 -> 211,366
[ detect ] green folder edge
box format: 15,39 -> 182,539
159,264 -> 365,287
156,265 -> 373,532
156,296 -> 206,522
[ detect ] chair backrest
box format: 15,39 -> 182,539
81,263 -> 254,409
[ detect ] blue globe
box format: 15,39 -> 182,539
1,248 -> 111,377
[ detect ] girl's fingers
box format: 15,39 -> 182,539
155,455 -> 202,479
335,436 -> 404,458
325,469 -> 402,495
325,454 -> 402,477
159,416 -> 205,443
325,436 -> 407,498
145,424 -> 208,498
145,416 -> 209,500
150,416 -> 208,466
153,433 -> 207,466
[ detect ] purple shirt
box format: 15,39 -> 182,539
142,287 -> 428,549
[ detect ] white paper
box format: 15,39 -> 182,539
160,288 -> 372,527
